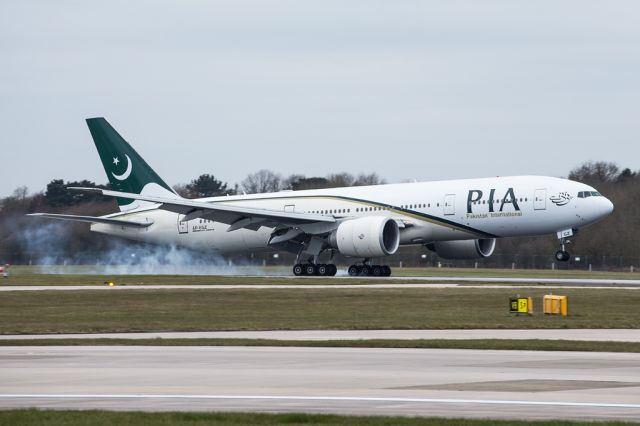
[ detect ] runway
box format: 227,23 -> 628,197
2,282 -> 640,291
1,346 -> 639,420
1,329 -> 639,342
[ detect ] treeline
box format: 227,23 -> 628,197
0,163 -> 638,269
0,170 -> 384,265
173,170 -> 384,198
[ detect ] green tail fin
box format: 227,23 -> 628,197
86,117 -> 178,210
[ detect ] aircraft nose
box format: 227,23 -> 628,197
602,197 -> 614,216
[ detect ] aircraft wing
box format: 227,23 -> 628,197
68,187 -> 336,231
27,213 -> 154,228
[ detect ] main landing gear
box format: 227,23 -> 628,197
347,264 -> 392,277
292,263 -> 337,276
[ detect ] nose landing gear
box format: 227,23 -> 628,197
555,229 -> 575,262
555,249 -> 571,262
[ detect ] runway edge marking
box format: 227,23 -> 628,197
1,394 -> 639,409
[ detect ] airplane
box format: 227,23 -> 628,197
29,118 -> 614,276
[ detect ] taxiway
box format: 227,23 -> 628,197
1,346 -> 639,421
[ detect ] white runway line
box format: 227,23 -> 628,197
2,394 -> 640,409
2,329 -> 640,342
1,283 -> 640,291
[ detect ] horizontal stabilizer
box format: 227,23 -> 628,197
27,213 -> 153,228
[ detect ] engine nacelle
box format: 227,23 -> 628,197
329,216 -> 400,258
426,238 -> 496,260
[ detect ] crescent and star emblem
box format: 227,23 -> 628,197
112,154 -> 133,181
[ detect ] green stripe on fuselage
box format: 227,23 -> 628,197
202,194 -> 499,238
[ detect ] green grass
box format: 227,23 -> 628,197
0,409 -> 635,426
0,288 -> 638,334
1,338 -> 639,353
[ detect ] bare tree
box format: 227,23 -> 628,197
172,183 -> 190,198
241,169 -> 282,194
569,162 -> 620,184
12,186 -> 28,200
353,173 -> 385,186
325,173 -> 355,188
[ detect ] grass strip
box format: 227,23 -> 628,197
0,409 -> 635,426
1,338 -> 639,353
1,288 -> 639,334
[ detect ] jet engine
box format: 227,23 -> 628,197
426,238 -> 496,260
329,216 -> 400,258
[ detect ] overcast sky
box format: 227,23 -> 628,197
1,1 -> 639,197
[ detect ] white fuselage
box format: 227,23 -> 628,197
91,175 -> 613,254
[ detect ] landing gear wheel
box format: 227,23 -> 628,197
348,265 -> 359,276
360,265 -> 371,276
555,250 -> 570,262
317,264 -> 328,276
293,264 -> 304,276
327,264 -> 337,276
372,265 -> 382,277
304,263 -> 317,276
381,265 -> 392,277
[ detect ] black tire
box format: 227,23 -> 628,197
348,265 -> 359,276
293,264 -> 304,276
372,265 -> 382,276
328,264 -> 337,276
360,265 -> 370,276
317,264 -> 328,276
305,264 -> 317,275
555,251 -> 570,262
382,265 -> 391,276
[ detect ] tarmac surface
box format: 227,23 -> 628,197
2,282 -> 640,291
1,346 -> 639,421
2,274 -> 640,291
1,329 -> 640,342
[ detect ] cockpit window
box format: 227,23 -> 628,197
578,191 -> 602,198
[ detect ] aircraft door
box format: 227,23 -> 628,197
284,204 -> 295,213
444,194 -> 455,215
177,214 -> 189,234
534,189 -> 546,210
